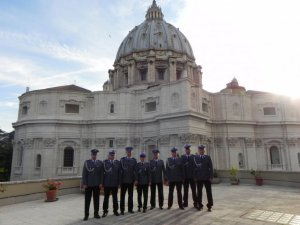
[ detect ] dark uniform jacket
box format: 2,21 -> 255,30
135,162 -> 151,185
166,157 -> 185,182
82,159 -> 103,187
103,159 -> 121,187
120,157 -> 137,184
181,154 -> 195,179
149,159 -> 166,183
193,154 -> 213,181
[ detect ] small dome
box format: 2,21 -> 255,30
115,0 -> 194,63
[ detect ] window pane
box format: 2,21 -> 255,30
64,147 -> 74,167
110,104 -> 115,113
263,107 -> 276,115
202,103 -> 208,112
298,153 -> 300,164
22,106 -> 28,115
140,69 -> 147,81
270,146 -> 280,164
157,69 -> 164,80
65,104 -> 79,113
109,140 -> 114,148
145,102 -> 156,112
36,154 -> 41,168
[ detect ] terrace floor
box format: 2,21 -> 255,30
1,183 -> 300,225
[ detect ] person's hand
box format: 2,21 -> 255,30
134,181 -> 138,186
99,184 -> 103,190
164,181 -> 169,186
209,178 -> 213,183
83,185 -> 87,189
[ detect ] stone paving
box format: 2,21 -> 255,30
1,183 -> 300,225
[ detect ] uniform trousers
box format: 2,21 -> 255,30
150,182 -> 164,208
85,186 -> 100,216
120,183 -> 134,212
183,178 -> 197,207
137,184 -> 149,209
103,187 -> 119,213
196,180 -> 213,208
168,181 -> 183,208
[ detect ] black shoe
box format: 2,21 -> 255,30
207,208 -> 212,212
150,206 -> 155,210
121,211 -> 125,215
198,206 -> 203,211
179,207 -> 185,210
159,207 -> 163,210
183,203 -> 188,207
167,206 -> 171,210
128,210 -> 134,214
83,216 -> 88,221
94,214 -> 101,219
102,212 -> 108,218
138,208 -> 141,212
114,211 -> 120,216
143,209 -> 146,213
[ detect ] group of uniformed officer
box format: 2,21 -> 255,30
81,144 -> 214,221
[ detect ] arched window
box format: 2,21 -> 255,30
17,146 -> 23,166
36,154 -> 41,168
238,153 -> 244,168
110,103 -> 115,114
63,147 -> 74,167
22,106 -> 28,115
270,146 -> 280,165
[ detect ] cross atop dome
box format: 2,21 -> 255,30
146,0 -> 164,20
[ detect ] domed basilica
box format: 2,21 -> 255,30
11,1 -> 300,180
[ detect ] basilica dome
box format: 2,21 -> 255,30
115,0 -> 194,63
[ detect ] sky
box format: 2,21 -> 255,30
0,0 -> 300,132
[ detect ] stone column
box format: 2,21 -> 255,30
169,58 -> 176,82
147,57 -> 155,83
128,60 -> 135,85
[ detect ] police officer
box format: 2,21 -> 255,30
102,150 -> 121,217
120,146 -> 137,215
135,152 -> 151,213
149,148 -> 166,210
181,144 -> 197,208
82,149 -> 103,221
166,147 -> 185,210
193,145 -> 214,212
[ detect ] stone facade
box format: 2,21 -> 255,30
11,1 -> 300,180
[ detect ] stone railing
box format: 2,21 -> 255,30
0,176 -> 81,206
216,170 -> 300,188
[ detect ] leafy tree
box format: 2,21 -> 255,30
0,129 -> 14,181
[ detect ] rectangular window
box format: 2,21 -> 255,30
22,106 -> 28,115
124,73 -> 128,85
176,70 -> 182,80
109,140 -> 114,148
263,107 -> 276,115
202,103 -> 208,113
145,101 -> 156,112
140,69 -> 147,81
65,104 -> 79,113
157,69 -> 165,80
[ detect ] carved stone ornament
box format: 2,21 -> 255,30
179,133 -> 199,144
214,137 -> 223,148
244,138 -> 255,148
141,96 -> 160,108
116,138 -> 127,148
24,139 -> 34,149
82,138 -> 92,148
255,139 -> 262,148
159,135 -> 170,146
286,138 -> 298,147
95,138 -> 106,148
130,137 -> 140,147
227,138 -> 238,147
44,138 -> 56,148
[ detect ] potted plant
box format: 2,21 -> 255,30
250,169 -> 263,186
43,179 -> 62,202
229,167 -> 239,185
211,170 -> 220,184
